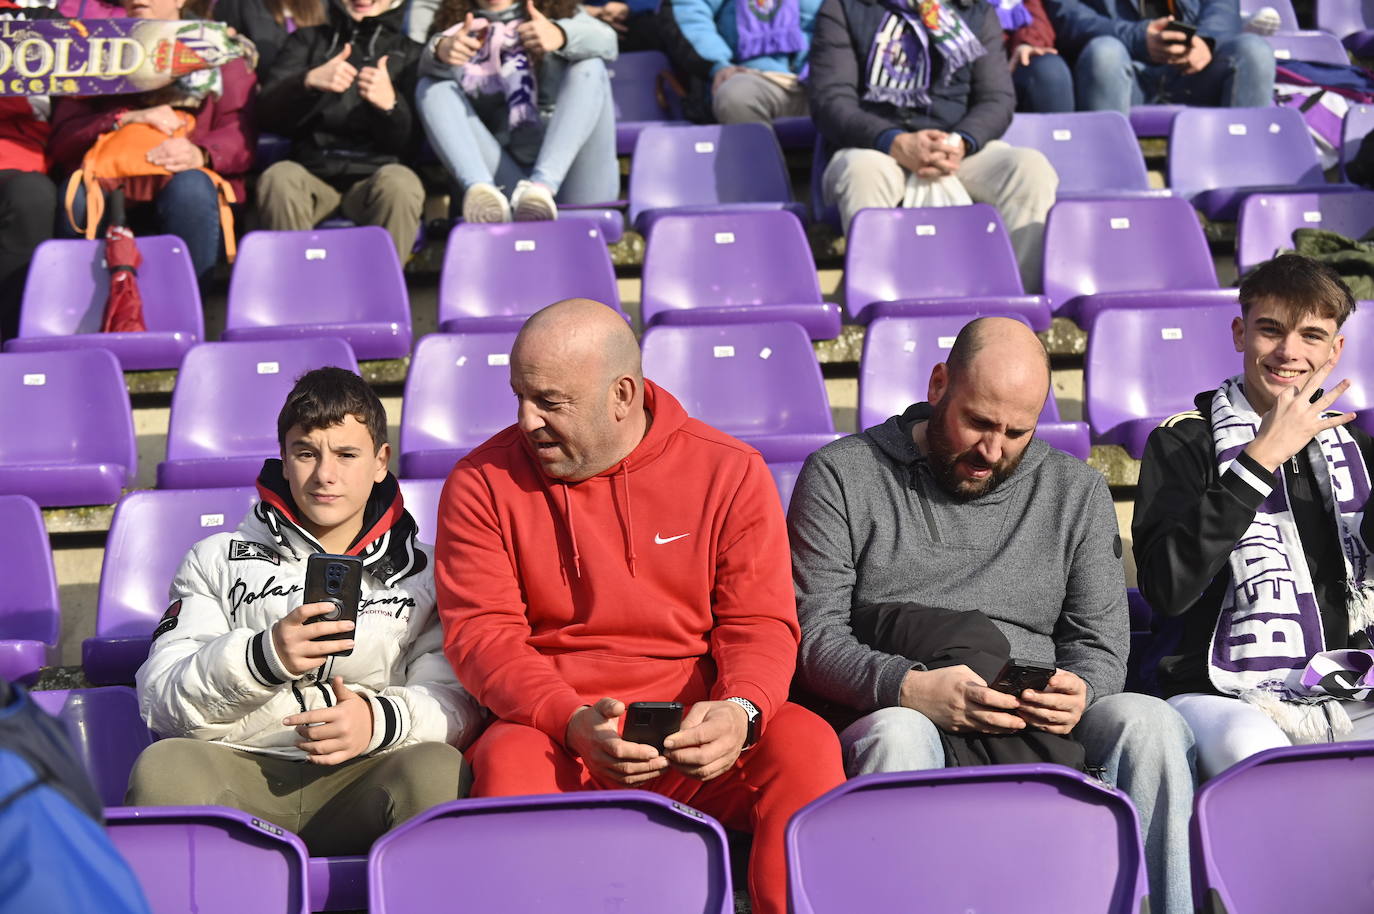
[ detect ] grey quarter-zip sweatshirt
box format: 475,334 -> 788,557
789,403 -> 1128,714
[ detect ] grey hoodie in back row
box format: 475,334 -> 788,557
788,404 -> 1128,715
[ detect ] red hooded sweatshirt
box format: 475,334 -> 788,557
434,380 -> 799,745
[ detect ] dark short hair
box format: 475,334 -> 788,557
1239,253 -> 1357,328
276,367 -> 387,451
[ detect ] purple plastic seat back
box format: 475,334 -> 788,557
787,766 -> 1148,914
1265,30 -> 1352,64
368,792 -> 732,914
399,332 -> 519,478
1000,111 -> 1154,196
397,477 -> 444,544
641,210 -> 822,320
627,123 -> 793,227
107,806 -> 310,914
1241,0 -> 1300,29
769,460 -> 803,510
436,222 -> 620,331
1084,304 -> 1239,452
28,686 -> 154,807
1192,741 -> 1374,913
11,236 -> 202,368
845,205 -> 1026,323
1332,305 -> 1374,414
1236,190 -> 1374,273
640,322 -> 835,447
1343,104 -> 1374,180
162,339 -> 359,485
609,50 -> 681,122
0,348 -> 136,507
1316,0 -> 1372,36
1129,104 -> 1186,138
1168,108 -> 1326,209
1042,197 -> 1218,313
0,495 -> 59,645
225,228 -> 411,358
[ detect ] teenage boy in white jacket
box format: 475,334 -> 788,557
127,367 -> 482,855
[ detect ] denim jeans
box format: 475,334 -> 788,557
63,169 -> 222,278
1074,33 -> 1276,113
1013,51 -> 1075,113
841,693 -> 1198,914
417,58 -> 618,203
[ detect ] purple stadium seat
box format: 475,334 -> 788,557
1242,0 -> 1301,29
609,50 -> 686,156
858,313 -> 1091,459
809,134 -> 840,229
843,206 -> 1052,329
640,211 -> 842,340
1343,104 -> 1374,181
256,132 -> 292,169
627,123 -> 805,236
397,477 -> 444,544
156,339 -> 359,490
1191,741 -> 1374,913
1321,0 -> 1374,53
773,115 -> 817,150
1168,107 -> 1337,221
1042,196 -> 1238,326
1236,190 -> 1374,273
640,322 -> 840,462
1000,111 -> 1165,198
107,806 -> 310,914
399,332 -> 519,478
84,487 -> 259,685
309,855 -> 367,912
1084,303 -> 1239,457
436,222 -> 621,333
28,686 -> 154,806
368,792 -> 733,914
1265,30 -> 1352,64
0,496 -> 58,684
4,236 -> 202,371
223,228 -> 412,361
787,766 -> 1148,914
1128,104 -> 1186,138
769,460 -> 803,510
0,348 -> 136,507
1331,305 -> 1374,435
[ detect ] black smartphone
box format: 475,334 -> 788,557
622,701 -> 684,753
1163,19 -> 1198,43
990,658 -> 1056,695
302,553 -> 362,657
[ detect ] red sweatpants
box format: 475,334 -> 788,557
468,701 -> 845,914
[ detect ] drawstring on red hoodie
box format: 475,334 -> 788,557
621,462 -> 637,577
561,484 -> 582,579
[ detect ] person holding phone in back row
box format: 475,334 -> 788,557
127,367 -> 481,856
1040,0 -> 1273,112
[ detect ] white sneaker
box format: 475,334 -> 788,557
1244,7 -> 1281,34
511,179 -> 558,222
462,182 -> 511,223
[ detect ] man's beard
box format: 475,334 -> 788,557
924,400 -> 1027,502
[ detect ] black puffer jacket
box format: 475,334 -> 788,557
257,0 -> 422,183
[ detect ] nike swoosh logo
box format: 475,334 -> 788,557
654,533 -> 690,545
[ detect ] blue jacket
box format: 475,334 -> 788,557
674,0 -> 823,76
1041,0 -> 1241,59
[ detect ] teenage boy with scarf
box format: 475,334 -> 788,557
808,0 -> 1057,291
128,367 -> 480,855
1134,255 -> 1374,781
672,0 -> 820,123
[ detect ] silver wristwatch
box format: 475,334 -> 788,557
726,696 -> 761,748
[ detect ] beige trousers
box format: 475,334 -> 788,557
256,160 -> 424,260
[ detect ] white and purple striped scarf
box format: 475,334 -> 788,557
1208,376 -> 1374,742
862,0 -> 985,110
452,17 -> 539,132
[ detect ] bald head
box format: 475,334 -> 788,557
514,298 -> 643,386
944,317 -> 1050,404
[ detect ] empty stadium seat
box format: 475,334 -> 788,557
769,460 -> 804,510
1000,111 -> 1164,198
858,313 -> 1091,459
223,228 -> 412,361
5,236 -> 202,371
1343,104 -> 1374,181
399,332 -> 519,478
1042,196 -> 1237,325
0,495 -> 58,683
1168,107 -> 1339,220
436,222 -> 621,334
627,123 -> 805,236
107,806 -> 311,914
0,348 -> 136,507
28,686 -> 154,807
397,477 -> 444,544
773,115 -> 818,150
640,210 -> 842,340
1236,190 -> 1374,274
1265,30 -> 1352,64
1128,104 -> 1185,138
1084,303 -> 1239,458
84,487 -> 259,685
1321,0 -> 1374,53
787,767 -> 1148,914
368,792 -> 733,914
641,322 -> 840,462
1331,305 -> 1374,435
844,206 -> 1052,329
157,339 -> 360,489
609,50 -> 686,156
1191,741 -> 1374,913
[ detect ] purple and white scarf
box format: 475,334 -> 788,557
450,17 -> 538,132
1208,375 -> 1374,742
986,0 -> 1032,31
863,0 -> 985,110
735,0 -> 806,60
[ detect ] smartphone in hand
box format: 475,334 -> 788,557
990,658 -> 1056,695
303,553 -> 362,658
622,701 -> 684,753
1163,19 -> 1198,43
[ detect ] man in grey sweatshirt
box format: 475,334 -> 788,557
789,317 -> 1196,914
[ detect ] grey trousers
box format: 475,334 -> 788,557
713,71 -> 809,125
125,738 -> 468,856
256,160 -> 424,260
